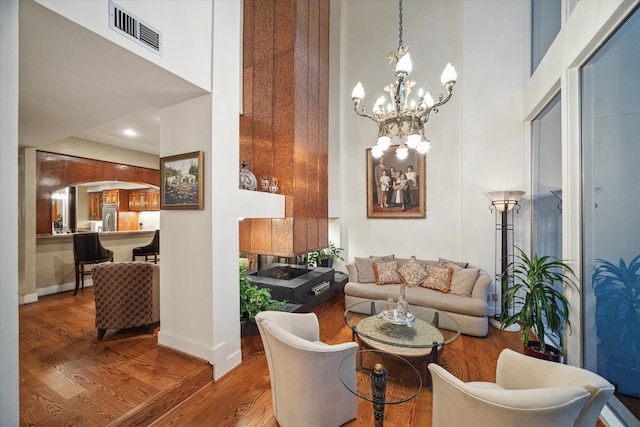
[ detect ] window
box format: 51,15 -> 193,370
531,94 -> 562,348
581,8 -> 640,422
531,0 -> 561,74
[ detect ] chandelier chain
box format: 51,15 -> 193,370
398,0 -> 403,49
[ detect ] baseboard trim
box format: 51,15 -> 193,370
157,330 -> 215,365
36,280 -> 93,297
19,293 -> 39,305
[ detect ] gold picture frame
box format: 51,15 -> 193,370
160,151 -> 204,210
367,146 -> 426,218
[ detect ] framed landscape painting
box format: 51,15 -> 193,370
160,151 -> 204,210
367,146 -> 426,218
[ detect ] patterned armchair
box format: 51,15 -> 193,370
91,262 -> 160,340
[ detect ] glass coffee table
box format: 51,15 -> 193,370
339,350 -> 421,427
344,300 -> 461,386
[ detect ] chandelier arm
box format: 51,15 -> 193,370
430,86 -> 455,110
353,101 -> 383,123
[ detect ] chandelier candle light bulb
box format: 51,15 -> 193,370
351,0 -> 457,159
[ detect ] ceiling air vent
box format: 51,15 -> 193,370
109,0 -> 162,55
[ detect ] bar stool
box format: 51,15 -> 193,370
132,230 -> 160,263
73,233 -> 113,296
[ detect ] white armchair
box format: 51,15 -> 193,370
428,348 -> 614,427
255,311 -> 359,427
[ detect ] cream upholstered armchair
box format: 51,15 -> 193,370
428,348 -> 614,427
91,262 -> 160,340
255,311 -> 359,427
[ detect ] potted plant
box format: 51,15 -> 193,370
307,241 -> 344,268
592,255 -> 640,397
239,262 -> 286,336
501,247 -> 578,362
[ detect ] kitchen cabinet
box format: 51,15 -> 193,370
147,189 -> 160,211
102,190 -> 117,205
128,190 -> 146,211
102,189 -> 130,212
128,189 -> 159,211
88,192 -> 103,220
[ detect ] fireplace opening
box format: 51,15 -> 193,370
254,265 -> 309,280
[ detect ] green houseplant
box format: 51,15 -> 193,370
239,262 -> 286,322
592,255 -> 640,397
501,247 -> 578,361
307,241 -> 344,268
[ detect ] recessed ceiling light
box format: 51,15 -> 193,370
123,129 -> 137,137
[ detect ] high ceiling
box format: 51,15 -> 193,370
19,1 -> 208,155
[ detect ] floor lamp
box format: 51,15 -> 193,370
485,191 -> 525,331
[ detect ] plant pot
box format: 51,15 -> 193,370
319,259 -> 333,268
524,341 -> 562,362
240,317 -> 259,337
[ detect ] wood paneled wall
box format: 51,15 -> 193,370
240,0 -> 329,257
35,151 -> 159,235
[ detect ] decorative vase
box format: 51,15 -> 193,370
261,175 -> 270,191
397,284 -> 408,318
269,178 -> 279,193
239,162 -> 257,191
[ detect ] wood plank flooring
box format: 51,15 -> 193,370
20,288 -> 607,426
19,289 -> 211,426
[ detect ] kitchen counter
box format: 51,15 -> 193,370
35,230 -> 158,296
36,229 -> 156,239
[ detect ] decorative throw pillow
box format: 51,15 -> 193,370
354,257 -> 376,283
371,254 -> 395,262
372,260 -> 403,285
449,266 -> 480,297
398,256 -> 426,287
438,257 -> 469,269
420,264 -> 454,293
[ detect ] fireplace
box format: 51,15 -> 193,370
247,263 -> 335,306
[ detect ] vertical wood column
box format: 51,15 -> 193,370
240,0 -> 329,257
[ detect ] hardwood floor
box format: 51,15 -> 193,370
19,289 -> 211,426
19,288 -> 605,426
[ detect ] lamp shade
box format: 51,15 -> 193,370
485,191 -> 525,212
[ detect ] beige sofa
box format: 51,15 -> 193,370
344,257 -> 491,337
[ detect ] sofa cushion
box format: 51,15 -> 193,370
421,265 -> 453,293
372,260 -> 404,285
354,255 -> 395,282
354,257 -> 375,282
449,265 -> 480,297
438,257 -> 469,269
398,256 -> 426,287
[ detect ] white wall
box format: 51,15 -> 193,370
34,0 -> 213,91
460,1 -> 527,299
158,95 -> 215,365
158,1 -> 244,380
0,0 -> 20,423
339,0 -> 463,262
337,0 -> 527,302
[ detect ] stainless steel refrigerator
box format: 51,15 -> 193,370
102,204 -> 118,231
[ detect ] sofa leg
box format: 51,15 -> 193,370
97,328 -> 107,340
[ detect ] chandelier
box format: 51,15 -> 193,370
351,0 -> 457,160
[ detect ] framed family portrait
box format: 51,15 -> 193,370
367,146 -> 426,218
160,151 -> 204,210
